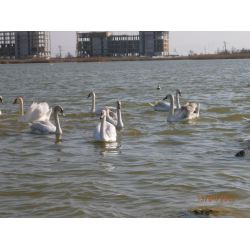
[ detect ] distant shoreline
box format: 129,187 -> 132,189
1,53 -> 250,64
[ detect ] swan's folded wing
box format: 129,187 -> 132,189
174,103 -> 189,116
93,123 -> 101,140
29,120 -> 56,134
154,100 -> 170,108
109,110 -> 117,120
107,106 -> 117,113
185,103 -> 198,116
105,122 -> 117,141
106,115 -> 117,126
174,103 -> 198,119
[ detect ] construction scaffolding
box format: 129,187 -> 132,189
0,31 -> 51,59
0,32 -> 15,58
76,31 -> 169,57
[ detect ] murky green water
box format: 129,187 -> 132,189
0,59 -> 250,217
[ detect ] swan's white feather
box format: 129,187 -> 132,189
29,120 -> 56,134
29,105 -> 64,135
149,100 -> 177,111
149,89 -> 181,111
168,103 -> 200,121
92,106 -> 116,114
93,121 -> 117,142
105,108 -> 118,126
21,102 -> 52,122
243,117 -> 250,124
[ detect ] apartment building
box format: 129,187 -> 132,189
77,31 -> 169,57
0,31 -> 51,59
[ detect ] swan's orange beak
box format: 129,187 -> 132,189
13,99 -> 17,104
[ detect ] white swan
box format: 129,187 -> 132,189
87,92 -> 116,114
149,89 -> 182,111
13,97 -> 52,122
163,94 -> 200,122
29,105 -> 65,134
93,109 -> 116,142
243,117 -> 250,124
0,95 -> 2,115
157,85 -> 161,90
106,100 -> 124,128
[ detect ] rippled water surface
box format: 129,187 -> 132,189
1,59 -> 250,217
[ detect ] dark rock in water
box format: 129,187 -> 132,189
191,208 -> 219,216
235,146 -> 250,157
235,150 -> 246,157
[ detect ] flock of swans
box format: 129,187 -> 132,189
1,83 -> 249,142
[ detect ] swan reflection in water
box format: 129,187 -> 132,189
94,141 -> 122,160
55,134 -> 62,144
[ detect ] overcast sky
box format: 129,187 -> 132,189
50,31 -> 250,57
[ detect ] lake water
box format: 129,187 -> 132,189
0,59 -> 250,218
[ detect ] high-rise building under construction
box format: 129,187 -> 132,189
0,31 -> 51,59
76,31 -> 169,57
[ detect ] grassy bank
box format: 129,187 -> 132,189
1,53 -> 250,64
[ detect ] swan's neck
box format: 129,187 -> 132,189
19,98 -> 24,118
168,95 -> 175,119
117,107 -> 123,128
54,110 -> 62,134
100,116 -> 106,141
91,94 -> 95,112
176,91 -> 180,109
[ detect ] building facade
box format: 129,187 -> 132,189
0,31 -> 51,59
77,31 -> 169,57
0,32 -> 15,58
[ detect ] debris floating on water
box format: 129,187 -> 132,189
235,146 -> 250,157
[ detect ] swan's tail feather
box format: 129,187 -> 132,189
242,117 -> 250,123
149,103 -> 155,109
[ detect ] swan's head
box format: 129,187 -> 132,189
87,92 -> 95,98
13,97 -> 22,104
0,96 -> 2,104
54,105 -> 65,116
100,109 -> 107,119
177,89 -> 182,97
163,94 -> 173,100
117,100 -> 121,109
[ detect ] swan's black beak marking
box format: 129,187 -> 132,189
163,96 -> 167,100
179,93 -> 182,97
0,99 -> 2,104
87,94 -> 90,98
13,99 -> 17,104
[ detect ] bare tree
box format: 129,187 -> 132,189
189,50 -> 196,56
231,46 -> 236,54
65,52 -> 74,58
